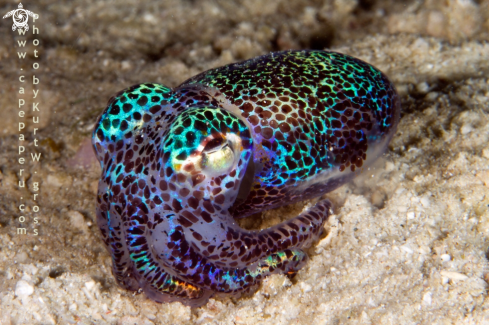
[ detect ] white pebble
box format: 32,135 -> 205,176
422,292 -> 432,305
482,148 -> 489,159
300,282 -> 312,293
416,82 -> 429,94
401,245 -> 413,254
68,210 -> 88,232
440,254 -> 451,262
420,196 -> 431,207
46,175 -> 63,187
440,271 -> 468,281
85,280 -> 96,291
15,280 -> 34,297
460,124 -> 473,135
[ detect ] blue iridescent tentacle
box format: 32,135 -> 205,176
125,201 -> 330,297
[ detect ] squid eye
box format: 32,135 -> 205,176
203,138 -> 224,153
201,137 -> 234,175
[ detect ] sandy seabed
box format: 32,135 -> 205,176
0,0 -> 488,324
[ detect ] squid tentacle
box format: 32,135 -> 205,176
124,200 -> 330,297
